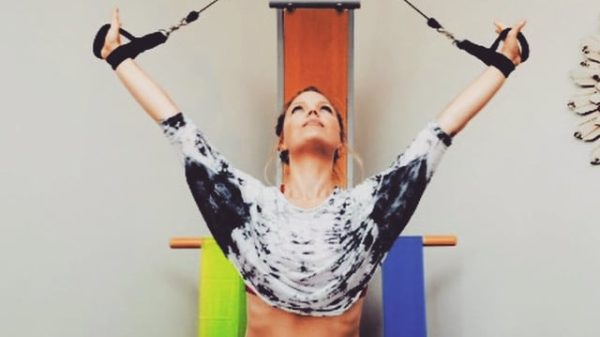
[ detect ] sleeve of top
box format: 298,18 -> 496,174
350,121 -> 452,262
158,112 -> 265,257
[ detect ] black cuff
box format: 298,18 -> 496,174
456,39 -> 515,78
106,44 -> 137,70
105,32 -> 167,70
92,23 -> 168,70
487,52 -> 516,78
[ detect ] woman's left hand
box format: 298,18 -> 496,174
101,8 -> 123,60
494,20 -> 527,66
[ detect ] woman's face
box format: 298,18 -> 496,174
280,90 -> 342,159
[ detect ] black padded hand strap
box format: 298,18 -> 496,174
490,28 -> 530,62
456,28 -> 530,78
92,24 -> 167,70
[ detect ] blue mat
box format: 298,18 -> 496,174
381,236 -> 427,337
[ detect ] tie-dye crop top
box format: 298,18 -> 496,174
159,112 -> 451,316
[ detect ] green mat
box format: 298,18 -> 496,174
198,238 -> 247,337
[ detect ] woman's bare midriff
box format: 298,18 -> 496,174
245,293 -> 365,337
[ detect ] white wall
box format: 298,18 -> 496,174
2,1 -> 599,337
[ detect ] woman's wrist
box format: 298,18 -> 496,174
104,44 -> 120,58
490,52 -> 517,77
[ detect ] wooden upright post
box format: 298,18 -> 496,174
270,1 -> 360,187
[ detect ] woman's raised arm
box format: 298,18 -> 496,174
436,20 -> 527,136
101,8 -> 179,123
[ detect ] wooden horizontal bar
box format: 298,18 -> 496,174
170,235 -> 457,249
170,237 -> 204,249
423,235 -> 457,247
269,1 -> 361,9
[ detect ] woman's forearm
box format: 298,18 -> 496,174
114,59 -> 180,123
436,66 -> 507,136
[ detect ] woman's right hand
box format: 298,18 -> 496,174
101,8 -> 122,59
494,20 -> 527,66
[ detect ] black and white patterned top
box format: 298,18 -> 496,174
159,112 -> 452,316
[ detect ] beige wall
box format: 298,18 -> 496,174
2,1 -> 599,336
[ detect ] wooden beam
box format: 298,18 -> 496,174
170,235 -> 458,249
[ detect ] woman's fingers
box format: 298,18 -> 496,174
508,20 -> 527,37
494,20 -> 526,36
107,8 -> 121,42
101,7 -> 122,59
497,20 -> 527,65
494,21 -> 505,34
113,7 -> 121,26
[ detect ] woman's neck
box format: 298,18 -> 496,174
283,155 -> 337,201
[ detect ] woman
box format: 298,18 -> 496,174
100,8 -> 526,337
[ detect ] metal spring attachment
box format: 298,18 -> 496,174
158,0 -> 221,38
160,17 -> 191,37
436,27 -> 458,45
